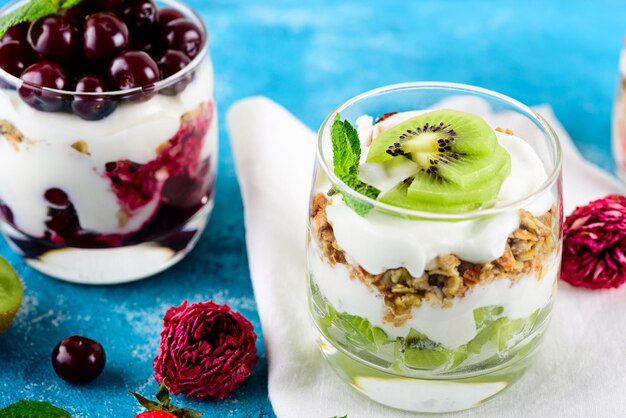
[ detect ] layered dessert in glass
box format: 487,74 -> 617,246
0,0 -> 217,284
307,84 -> 562,413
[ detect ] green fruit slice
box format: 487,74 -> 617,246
396,329 -> 467,371
407,169 -> 505,206
434,143 -> 511,188
0,257 -> 22,333
378,176 -> 482,213
366,109 -> 498,164
367,109 -> 512,212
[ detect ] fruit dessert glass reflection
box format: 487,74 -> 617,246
307,84 -> 562,413
0,0 -> 217,284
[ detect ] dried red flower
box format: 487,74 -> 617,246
561,194 -> 626,289
153,300 -> 258,400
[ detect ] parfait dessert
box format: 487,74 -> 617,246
307,84 -> 562,413
0,0 -> 217,283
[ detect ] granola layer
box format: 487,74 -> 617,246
311,193 -> 556,325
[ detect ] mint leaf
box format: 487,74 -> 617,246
0,0 -> 86,38
331,115 -> 380,216
335,312 -> 389,350
0,400 -> 71,418
331,115 -> 360,180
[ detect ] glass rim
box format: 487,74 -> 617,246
0,0 -> 209,97
316,82 -> 563,220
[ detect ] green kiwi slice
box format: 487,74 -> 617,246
433,144 -> 511,188
379,176 -> 482,213
407,147 -> 511,204
407,171 -> 503,206
0,257 -> 22,333
368,109 -> 512,212
366,109 -> 498,166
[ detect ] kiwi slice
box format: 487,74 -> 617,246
407,147 -> 511,205
0,257 -> 22,333
368,109 -> 512,212
395,329 -> 467,371
366,109 -> 498,166
433,144 -> 511,188
379,177 -> 481,213
407,171 -> 502,205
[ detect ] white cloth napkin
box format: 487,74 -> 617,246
228,97 -> 626,418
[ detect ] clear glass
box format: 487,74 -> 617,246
613,47 -> 626,182
307,83 -> 563,413
0,0 -> 218,284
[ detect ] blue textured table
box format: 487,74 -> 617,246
1,1 -> 625,417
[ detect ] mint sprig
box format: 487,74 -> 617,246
330,114 -> 380,216
0,0 -> 85,38
0,400 -> 71,418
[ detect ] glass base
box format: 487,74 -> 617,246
318,332 -> 539,414
1,202 -> 213,285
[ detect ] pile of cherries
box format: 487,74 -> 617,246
0,0 -> 204,120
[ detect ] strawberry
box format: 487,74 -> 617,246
136,412 -> 178,418
131,383 -> 203,418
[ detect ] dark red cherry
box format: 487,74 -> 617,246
19,62 -> 71,112
164,18 -> 203,59
118,0 -> 157,32
0,22 -> 30,45
72,74 -> 116,120
0,41 -> 37,77
44,188 -> 69,208
131,25 -> 164,56
157,8 -> 185,26
157,49 -> 191,95
108,50 -> 158,89
65,0 -> 124,26
27,16 -> 81,64
83,13 -> 129,63
52,335 -> 106,385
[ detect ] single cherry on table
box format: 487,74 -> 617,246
51,335 -> 106,385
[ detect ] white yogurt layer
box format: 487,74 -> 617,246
309,244 -> 558,348
0,59 -> 217,237
323,112 -> 553,278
